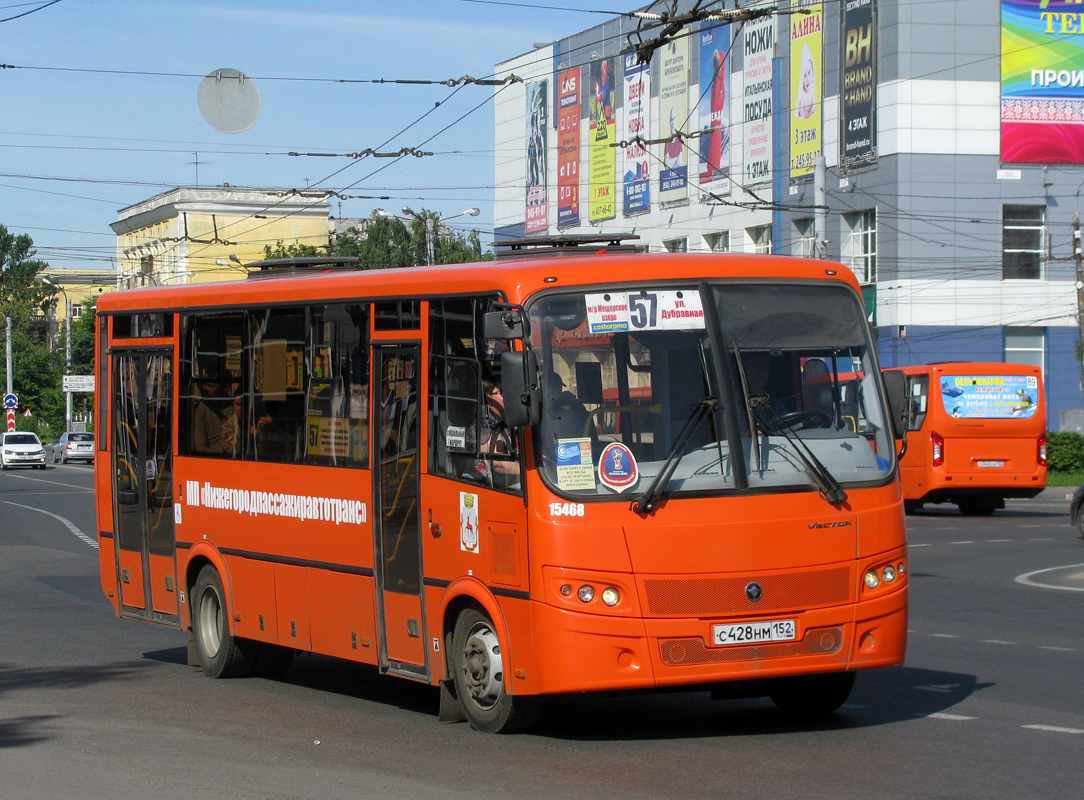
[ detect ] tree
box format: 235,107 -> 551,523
0,224 -> 63,438
262,210 -> 491,268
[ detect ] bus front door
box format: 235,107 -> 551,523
372,344 -> 428,679
112,350 -> 180,625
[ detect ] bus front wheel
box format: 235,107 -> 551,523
769,671 -> 855,717
192,565 -> 255,678
451,607 -> 539,733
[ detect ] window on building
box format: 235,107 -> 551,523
663,238 -> 687,253
71,304 -> 83,320
704,232 -> 730,252
844,210 -> 877,283
1004,326 -> 1045,371
140,255 -> 154,275
1003,205 -> 1045,280
794,218 -> 816,258
748,225 -> 772,254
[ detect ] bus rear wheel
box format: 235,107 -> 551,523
192,565 -> 255,678
769,671 -> 855,717
451,607 -> 539,733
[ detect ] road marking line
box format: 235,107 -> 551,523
981,640 -> 1016,645
910,543 -> 933,547
1027,537 -> 1054,542
1039,646 -> 1078,652
1021,725 -> 1084,734
950,540 -> 976,545
917,713 -> 976,721
1,472 -> 93,491
987,539 -> 1012,543
930,634 -> 960,639
2,500 -> 98,549
1015,564 -> 1084,593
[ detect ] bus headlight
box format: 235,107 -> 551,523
601,587 -> 620,606
577,585 -> 595,603
864,570 -> 881,589
882,565 -> 896,583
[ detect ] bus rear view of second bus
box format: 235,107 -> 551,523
898,362 -> 1047,515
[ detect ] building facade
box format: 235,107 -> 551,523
111,186 -> 332,288
494,0 -> 1083,430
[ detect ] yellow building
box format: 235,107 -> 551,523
111,186 -> 332,288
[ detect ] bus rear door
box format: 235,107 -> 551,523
372,342 -> 428,679
111,349 -> 180,624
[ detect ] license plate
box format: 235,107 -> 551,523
977,460 -> 1004,468
712,619 -> 796,646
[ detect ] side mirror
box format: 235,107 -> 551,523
881,369 -> 908,441
484,309 -> 524,340
501,349 -> 540,427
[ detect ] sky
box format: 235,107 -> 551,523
0,0 -> 622,272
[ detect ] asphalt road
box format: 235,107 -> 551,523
1,464 -> 1081,799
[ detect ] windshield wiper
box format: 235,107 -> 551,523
751,399 -> 848,505
633,398 -> 717,514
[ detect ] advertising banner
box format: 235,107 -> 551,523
789,2 -> 823,182
622,54 -> 651,215
588,58 -> 616,222
940,374 -> 1039,419
743,14 -> 775,186
840,0 -> 877,172
659,37 -> 690,203
698,23 -> 731,197
557,68 -> 581,227
1001,0 -> 1084,163
525,81 -> 548,233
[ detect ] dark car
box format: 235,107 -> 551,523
1071,485 -> 1084,538
53,431 -> 95,464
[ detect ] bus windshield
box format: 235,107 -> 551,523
529,282 -> 894,500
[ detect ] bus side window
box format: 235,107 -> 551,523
251,307 -> 307,464
180,312 -> 245,458
906,375 -> 929,431
306,303 -> 370,468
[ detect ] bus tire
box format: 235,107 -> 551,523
451,607 -> 540,733
769,671 -> 855,717
192,565 -> 255,678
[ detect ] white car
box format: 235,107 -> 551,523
0,432 -> 48,469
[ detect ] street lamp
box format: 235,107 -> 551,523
401,207 -> 481,266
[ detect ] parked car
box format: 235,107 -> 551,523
0,431 -> 47,469
1070,484 -> 1084,538
53,431 -> 95,464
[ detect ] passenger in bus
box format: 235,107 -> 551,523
193,377 -> 229,454
220,393 -> 243,458
542,370 -> 594,445
253,400 -> 294,461
463,380 -> 519,488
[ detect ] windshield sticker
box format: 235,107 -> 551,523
586,290 -> 706,334
598,442 -> 639,493
555,438 -> 596,490
940,374 -> 1039,419
460,492 -> 479,553
586,293 -> 631,333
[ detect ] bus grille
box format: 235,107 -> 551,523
643,567 -> 851,616
659,626 -> 844,666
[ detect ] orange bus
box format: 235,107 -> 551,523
94,248 -> 910,732
897,362 -> 1046,515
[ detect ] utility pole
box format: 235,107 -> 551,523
1074,210 -> 1084,400
814,156 -> 829,259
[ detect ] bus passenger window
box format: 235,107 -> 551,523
251,308 -> 306,463
181,312 -> 245,458
305,304 -> 370,468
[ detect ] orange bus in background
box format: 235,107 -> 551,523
94,246 -> 909,732
897,362 -> 1046,516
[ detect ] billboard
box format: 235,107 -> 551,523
840,0 -> 877,172
698,23 -> 731,197
622,54 -> 651,215
743,14 -> 775,186
588,58 -> 616,222
1001,0 -> 1084,163
790,2 -> 823,182
659,37 -> 690,203
557,68 -> 581,227
525,81 -> 548,233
